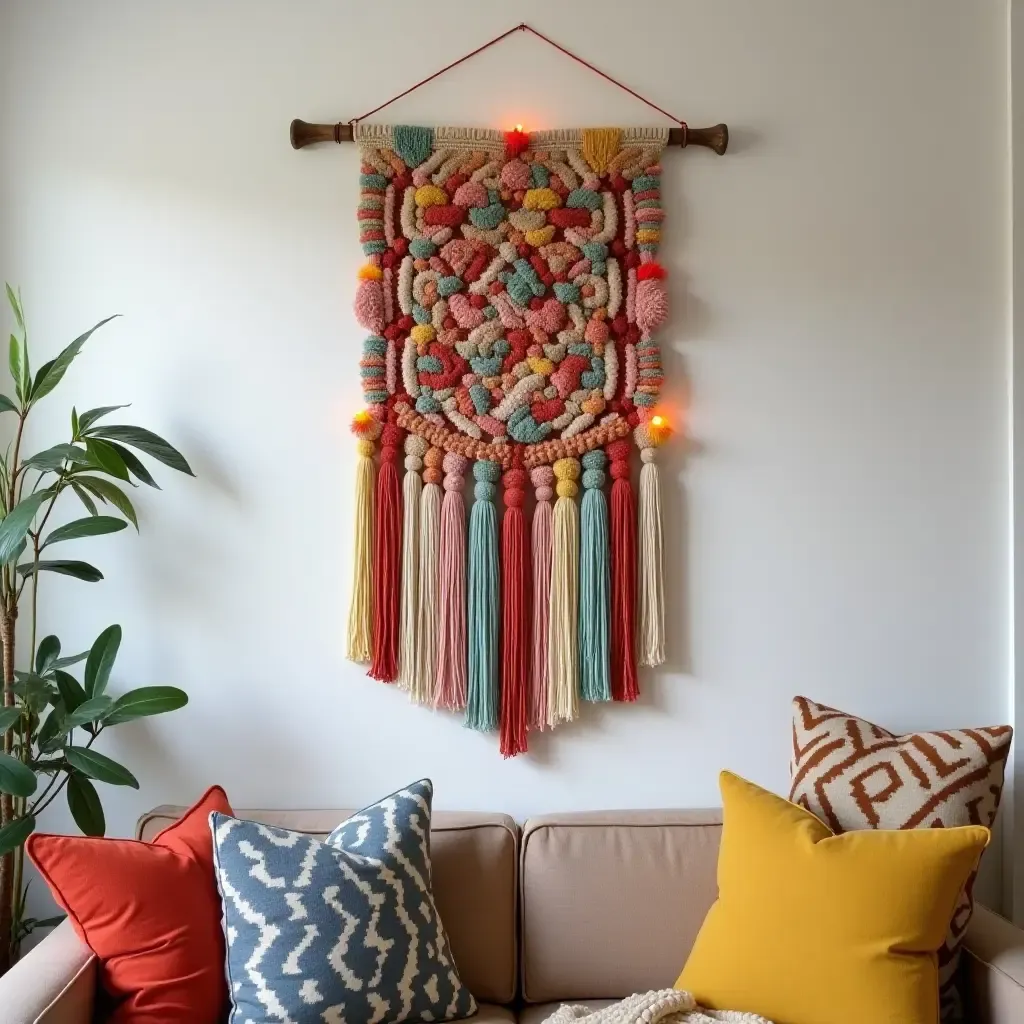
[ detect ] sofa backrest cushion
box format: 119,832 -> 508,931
138,805 -> 519,1004
519,810 -> 723,1002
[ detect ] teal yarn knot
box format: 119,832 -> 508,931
466,459 -> 500,732
579,449 -> 611,702
409,238 -> 437,259
392,125 -> 434,169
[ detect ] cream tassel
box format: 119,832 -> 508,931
346,418 -> 380,663
638,446 -> 665,666
398,434 -> 426,688
413,446 -> 443,702
547,457 -> 580,726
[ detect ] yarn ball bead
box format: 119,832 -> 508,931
504,487 -> 525,507
581,450 -> 606,470
356,439 -> 375,457
443,450 -> 468,475
424,468 -> 444,485
405,455 -> 423,472
535,486 -> 554,501
404,434 -> 428,457
473,460 -> 502,483
553,457 -> 581,481
640,447 -> 657,464
475,481 -> 497,501
556,479 -> 579,499
424,446 -> 444,469
582,468 -> 606,489
381,424 -> 404,448
610,459 -> 631,480
530,465 -> 554,487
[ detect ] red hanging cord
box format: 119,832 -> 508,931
351,23 -> 686,131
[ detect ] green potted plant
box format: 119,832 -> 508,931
0,285 -> 192,972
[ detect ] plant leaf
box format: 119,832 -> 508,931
84,438 -> 130,481
22,444 -> 91,472
35,635 -> 61,674
88,426 -> 193,476
5,284 -> 24,329
71,406 -> 79,436
77,404 -> 130,433
63,695 -> 113,730
0,395 -> 17,414
31,315 -> 119,403
0,492 -> 46,564
0,751 -> 37,797
84,625 -> 121,698
43,516 -> 126,548
75,476 -> 137,529
105,686 -> 188,725
54,670 -> 87,713
0,813 -> 35,856
70,482 -> 98,517
16,560 -> 104,582
67,774 -> 105,836
105,442 -> 159,488
52,650 -> 88,669
13,674 -> 55,713
35,705 -> 66,753
65,746 -> 138,788
0,706 -> 22,735
9,333 -> 23,403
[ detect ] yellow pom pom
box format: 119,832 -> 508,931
358,263 -> 383,281
356,438 -> 375,457
556,479 -> 579,499
410,324 -> 436,344
523,188 -> 562,211
553,457 -> 581,481
414,184 -> 448,208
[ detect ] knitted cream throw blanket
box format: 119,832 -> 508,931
540,989 -> 771,1024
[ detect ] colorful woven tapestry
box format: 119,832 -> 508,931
346,124 -> 672,755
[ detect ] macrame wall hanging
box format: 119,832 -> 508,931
292,24 -> 728,756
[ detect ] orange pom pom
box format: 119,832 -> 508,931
357,263 -> 383,282
351,410 -> 382,441
648,413 -> 673,446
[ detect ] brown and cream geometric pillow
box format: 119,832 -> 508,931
789,695 -> 1012,1021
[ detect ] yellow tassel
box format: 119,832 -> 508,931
346,438 -> 376,663
398,435 -> 426,689
638,447 -> 665,666
547,457 -> 580,727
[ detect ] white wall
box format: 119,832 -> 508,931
0,0 -> 1012,897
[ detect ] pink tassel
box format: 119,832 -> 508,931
433,452 -> 468,710
530,466 -> 554,731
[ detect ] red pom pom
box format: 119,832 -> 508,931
504,130 -> 530,158
637,262 -> 667,281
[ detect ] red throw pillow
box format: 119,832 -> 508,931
27,784 -> 232,1024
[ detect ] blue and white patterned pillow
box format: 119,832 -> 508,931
211,779 -> 477,1024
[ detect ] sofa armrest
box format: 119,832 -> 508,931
962,904 -> 1024,1024
0,921 -> 96,1024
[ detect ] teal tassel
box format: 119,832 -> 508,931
466,459 -> 501,730
579,450 -> 611,701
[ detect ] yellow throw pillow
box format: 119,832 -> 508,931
676,771 -> 989,1024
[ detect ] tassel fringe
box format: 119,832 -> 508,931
369,423 -> 403,682
500,466 -> 530,757
638,449 -> 666,666
529,467 -> 554,731
466,460 -> 500,731
434,453 -> 468,710
608,440 -> 639,701
579,451 -> 611,701
547,458 -> 580,727
398,436 -> 424,689
346,437 -> 376,663
413,447 -> 443,703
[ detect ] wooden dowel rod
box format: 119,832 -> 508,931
290,119 -> 728,155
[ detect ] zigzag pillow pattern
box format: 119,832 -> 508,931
788,696 -> 1012,1021
211,779 -> 477,1024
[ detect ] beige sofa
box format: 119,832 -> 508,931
4,806 -> 1024,1023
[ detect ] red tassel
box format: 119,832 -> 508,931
608,441 -> 638,701
500,466 -> 530,756
369,423 -> 403,682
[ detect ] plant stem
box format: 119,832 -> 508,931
0,411 -> 26,973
